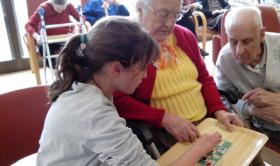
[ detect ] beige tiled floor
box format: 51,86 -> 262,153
0,68 -> 54,94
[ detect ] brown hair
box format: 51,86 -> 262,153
49,16 -> 160,102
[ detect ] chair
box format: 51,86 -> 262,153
23,33 -> 42,85
0,86 -> 50,166
25,0 -> 46,85
183,0 -> 208,50
212,5 -> 280,64
126,121 -> 161,159
186,0 -> 220,50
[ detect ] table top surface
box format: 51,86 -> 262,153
157,118 -> 268,166
47,34 -> 76,44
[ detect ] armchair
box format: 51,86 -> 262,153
0,86 -> 50,166
212,5 -> 280,64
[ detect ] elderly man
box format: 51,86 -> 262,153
114,0 -> 243,153
215,6 -> 280,146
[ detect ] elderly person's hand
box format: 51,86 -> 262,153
214,110 -> 244,131
162,112 -> 201,142
32,32 -> 42,45
251,103 -> 280,125
242,88 -> 280,107
104,0 -> 119,5
212,10 -> 222,15
111,0 -> 119,5
102,1 -> 110,9
242,88 -> 280,125
212,9 -> 226,16
184,2 -> 202,11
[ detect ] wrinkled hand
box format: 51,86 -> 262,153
188,2 -> 202,10
102,1 -> 110,9
32,32 -> 42,45
214,110 -> 244,131
83,21 -> 91,32
242,88 -> 280,107
251,103 -> 280,125
185,2 -> 202,11
162,112 -> 201,142
212,9 -> 225,15
194,132 -> 222,156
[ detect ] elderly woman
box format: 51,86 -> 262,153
114,0 -> 243,152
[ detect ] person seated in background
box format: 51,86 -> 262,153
37,16 -> 222,166
215,6 -> 280,146
83,0 -> 129,25
196,0 -> 231,32
25,0 -> 86,68
176,0 -> 209,57
114,0 -> 243,153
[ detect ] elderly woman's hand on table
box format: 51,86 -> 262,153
214,110 -> 244,131
162,112 -> 201,142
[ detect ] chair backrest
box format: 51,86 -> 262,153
0,86 -> 50,166
212,5 -> 280,64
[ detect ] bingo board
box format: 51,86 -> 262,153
199,140 -> 232,166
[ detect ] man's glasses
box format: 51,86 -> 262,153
149,7 -> 183,22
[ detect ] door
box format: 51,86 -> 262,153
0,0 -> 29,73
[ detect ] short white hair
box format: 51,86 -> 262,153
136,0 -> 183,11
136,0 -> 153,10
225,6 -> 263,33
50,0 -> 68,5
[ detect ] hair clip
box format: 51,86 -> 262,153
80,34 -> 87,52
77,34 -> 86,57
80,43 -> 86,50
80,34 -> 86,44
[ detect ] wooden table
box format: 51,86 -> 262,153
157,118 -> 268,166
47,34 -> 76,44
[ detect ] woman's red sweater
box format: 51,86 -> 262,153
114,25 -> 225,128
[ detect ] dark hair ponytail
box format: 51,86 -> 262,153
49,34 -> 92,101
49,16 -> 160,102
